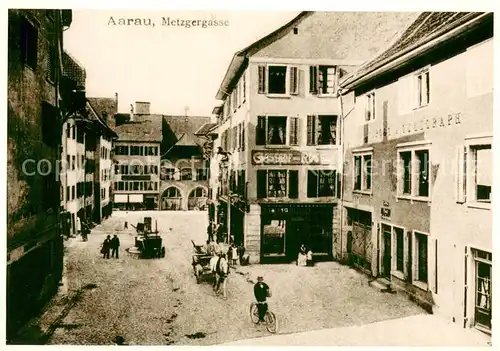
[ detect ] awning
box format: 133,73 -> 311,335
114,194 -> 128,203
129,194 -> 144,203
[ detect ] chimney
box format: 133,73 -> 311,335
115,92 -> 118,111
130,104 -> 134,122
135,101 -> 151,115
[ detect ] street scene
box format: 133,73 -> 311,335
14,211 -> 428,345
6,8 -> 493,346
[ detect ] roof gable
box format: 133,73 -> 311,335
341,12 -> 485,89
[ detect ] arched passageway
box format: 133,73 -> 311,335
161,187 -> 183,211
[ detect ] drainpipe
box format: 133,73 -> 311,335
338,87 -> 354,263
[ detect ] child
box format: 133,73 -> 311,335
231,243 -> 238,266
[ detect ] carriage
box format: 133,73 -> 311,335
191,240 -> 214,284
133,217 -> 166,259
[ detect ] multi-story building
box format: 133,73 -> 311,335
159,114 -> 210,211
210,11 -> 419,263
60,51 -> 87,235
7,9 -> 73,339
87,96 -> 118,222
87,96 -> 118,220
339,12 -> 493,334
112,103 -> 162,210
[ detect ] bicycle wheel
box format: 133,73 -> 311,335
264,311 -> 278,334
249,303 -> 260,324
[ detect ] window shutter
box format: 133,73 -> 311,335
456,145 -> 467,203
257,170 -> 267,198
256,116 -> 266,145
307,115 -> 316,145
289,117 -> 299,146
307,170 -> 318,198
242,124 -> 246,151
405,231 -> 412,282
288,170 -> 299,198
428,237 -> 438,294
290,66 -> 299,95
258,65 -> 266,94
309,66 -> 318,94
242,73 -> 246,101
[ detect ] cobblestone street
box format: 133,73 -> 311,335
38,211 -> 425,345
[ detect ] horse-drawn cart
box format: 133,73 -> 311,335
133,217 -> 166,259
191,240 -> 214,284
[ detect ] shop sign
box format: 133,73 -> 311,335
252,150 -> 320,165
370,112 -> 462,140
381,207 -> 391,220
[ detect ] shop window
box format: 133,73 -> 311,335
397,146 -> 430,199
307,170 -> 336,197
262,219 -> 286,256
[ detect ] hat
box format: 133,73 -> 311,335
257,276 -> 264,282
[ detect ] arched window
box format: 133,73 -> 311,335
163,187 -> 181,198
189,187 -> 206,198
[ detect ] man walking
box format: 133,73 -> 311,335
111,234 -> 120,259
102,235 -> 111,259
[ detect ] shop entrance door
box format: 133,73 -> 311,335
382,224 -> 392,278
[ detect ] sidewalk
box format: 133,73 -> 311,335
221,314 -> 491,347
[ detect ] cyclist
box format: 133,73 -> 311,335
253,276 -> 271,323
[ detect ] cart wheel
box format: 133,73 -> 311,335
161,247 -> 166,258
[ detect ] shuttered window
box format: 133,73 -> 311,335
288,170 -> 298,198
290,66 -> 298,95
256,116 -> 266,145
309,66 -> 318,94
258,65 -> 266,94
289,117 -> 299,146
257,170 -> 267,198
307,115 -> 316,145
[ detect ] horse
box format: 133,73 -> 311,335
210,254 -> 229,298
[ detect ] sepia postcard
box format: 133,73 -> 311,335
3,1 -> 496,347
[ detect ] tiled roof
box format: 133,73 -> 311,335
62,51 -> 86,86
217,11 -> 420,99
162,115 -> 211,146
87,97 -> 117,122
194,122 -> 218,136
114,115 -> 163,142
342,12 -> 484,88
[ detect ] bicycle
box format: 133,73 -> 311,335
249,302 -> 278,334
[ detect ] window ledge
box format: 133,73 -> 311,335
353,190 -> 372,196
413,103 -> 429,111
264,145 -> 291,149
316,145 -> 339,150
266,94 -> 291,99
391,270 -> 405,281
412,280 -> 428,291
466,202 -> 491,210
316,94 -> 336,98
397,195 -> 431,203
